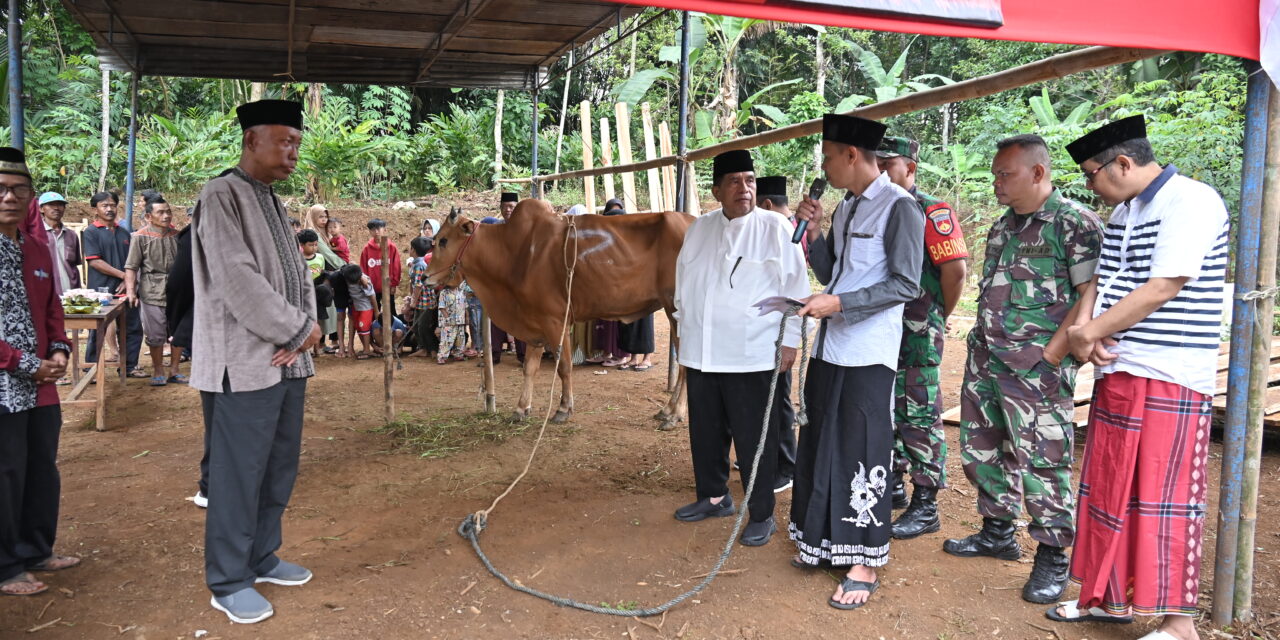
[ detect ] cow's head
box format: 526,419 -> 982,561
424,206 -> 475,288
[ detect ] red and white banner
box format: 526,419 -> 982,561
790,0 -> 1003,28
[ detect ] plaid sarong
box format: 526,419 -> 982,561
1070,371 -> 1211,616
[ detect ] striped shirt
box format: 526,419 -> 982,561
1092,166 -> 1229,395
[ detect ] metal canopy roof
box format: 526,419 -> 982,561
58,0 -> 644,89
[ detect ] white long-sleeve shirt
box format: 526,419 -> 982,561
673,207 -> 811,373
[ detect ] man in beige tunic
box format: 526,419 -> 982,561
192,100 -> 320,624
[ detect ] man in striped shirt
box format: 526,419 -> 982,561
1047,115 -> 1229,640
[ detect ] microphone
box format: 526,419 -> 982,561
792,178 -> 827,244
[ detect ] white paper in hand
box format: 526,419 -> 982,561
753,296 -> 805,316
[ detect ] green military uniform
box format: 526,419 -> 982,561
960,188 -> 1101,547
894,185 -> 968,488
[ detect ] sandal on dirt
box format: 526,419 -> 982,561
1045,600 -> 1132,624
356,353 -> 370,360
323,346 -> 338,354
1,572 -> 47,596
128,368 -> 151,379
829,577 -> 879,610
167,374 -> 189,384
632,363 -> 653,371
30,555 -> 80,572
149,376 -> 168,387
790,556 -> 827,570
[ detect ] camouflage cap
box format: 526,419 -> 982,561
876,136 -> 919,162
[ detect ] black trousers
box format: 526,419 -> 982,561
203,376 -> 306,596
490,326 -> 526,364
736,372 -> 796,481
0,406 -> 63,582
686,368 -> 787,523
84,304 -> 144,371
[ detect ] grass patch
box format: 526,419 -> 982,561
374,412 -> 533,459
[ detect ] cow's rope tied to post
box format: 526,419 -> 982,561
458,218 -> 810,617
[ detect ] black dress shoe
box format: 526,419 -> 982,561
674,495 -> 735,522
773,476 -> 794,493
891,474 -> 908,510
1022,543 -> 1069,603
891,485 -> 940,539
942,517 -> 1022,560
740,517 -> 776,546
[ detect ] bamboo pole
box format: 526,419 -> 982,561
641,102 -> 662,213
685,163 -> 700,216
1213,60 -> 1270,627
482,314 -> 496,413
580,100 -> 596,213
380,236 -> 395,423
659,121 -> 676,211
1234,86 -> 1280,622
98,68 -> 110,193
599,117 -> 616,201
496,46 -> 1169,185
615,102 -> 638,212
552,51 -> 573,191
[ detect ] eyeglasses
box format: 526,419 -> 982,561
0,185 -> 35,199
1082,158 -> 1117,183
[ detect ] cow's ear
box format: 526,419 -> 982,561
458,217 -> 476,236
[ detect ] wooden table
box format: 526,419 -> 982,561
61,298 -> 128,431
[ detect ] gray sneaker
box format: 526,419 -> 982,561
210,587 -> 273,624
256,560 -> 312,586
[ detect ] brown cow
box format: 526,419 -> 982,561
424,200 -> 693,429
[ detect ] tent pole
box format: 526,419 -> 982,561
1212,59 -> 1269,627
673,11 -> 691,213
124,72 -> 140,230
7,0 -> 24,149
1234,79 -> 1280,623
530,88 -> 540,199
669,10 -> 691,394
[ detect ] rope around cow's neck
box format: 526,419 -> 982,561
458,233 -> 811,616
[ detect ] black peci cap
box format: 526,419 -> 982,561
1066,115 -> 1147,164
823,114 -> 887,150
236,100 -> 304,131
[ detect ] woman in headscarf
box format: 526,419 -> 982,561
304,204 -> 345,354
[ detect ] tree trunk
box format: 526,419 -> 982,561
250,82 -> 265,102
493,89 -> 505,184
814,32 -> 825,173
716,58 -> 738,138
98,68 -> 110,193
306,83 -> 324,201
941,103 -> 951,148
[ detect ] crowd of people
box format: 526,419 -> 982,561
0,96 -> 1228,640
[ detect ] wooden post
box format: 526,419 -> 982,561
640,102 -> 662,213
493,89 -> 505,183
552,51 -> 573,191
599,117 -> 616,201
98,68 -> 110,192
615,102 -> 637,212
482,313 -> 496,413
1235,86 -> 1280,621
579,100 -> 596,213
658,122 -> 676,211
685,163 -> 700,216
380,236 -> 395,423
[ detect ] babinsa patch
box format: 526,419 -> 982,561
927,206 -> 954,235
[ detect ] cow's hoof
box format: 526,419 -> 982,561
551,410 -> 572,424
656,416 -> 683,431
509,411 -> 528,423
653,409 -> 672,421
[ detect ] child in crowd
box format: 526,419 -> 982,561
407,236 -> 439,358
436,282 -> 469,364
327,264 -> 354,358
464,279 -> 483,358
371,316 -> 406,355
327,217 -> 350,263
289,217 -> 302,233
343,264 -> 376,360
360,218 -> 401,316
298,229 -> 327,356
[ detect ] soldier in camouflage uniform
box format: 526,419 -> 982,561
875,137 -> 969,540
942,134 -> 1102,606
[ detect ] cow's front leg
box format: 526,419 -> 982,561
513,344 -> 545,422
551,332 -> 574,424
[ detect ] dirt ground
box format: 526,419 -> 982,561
10,198 -> 1276,639
1,312 -> 1277,640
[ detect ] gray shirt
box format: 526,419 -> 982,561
349,281 -> 375,312
190,168 -> 316,393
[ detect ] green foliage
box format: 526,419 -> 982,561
135,109 -> 240,194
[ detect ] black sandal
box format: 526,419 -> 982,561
829,577 -> 879,610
